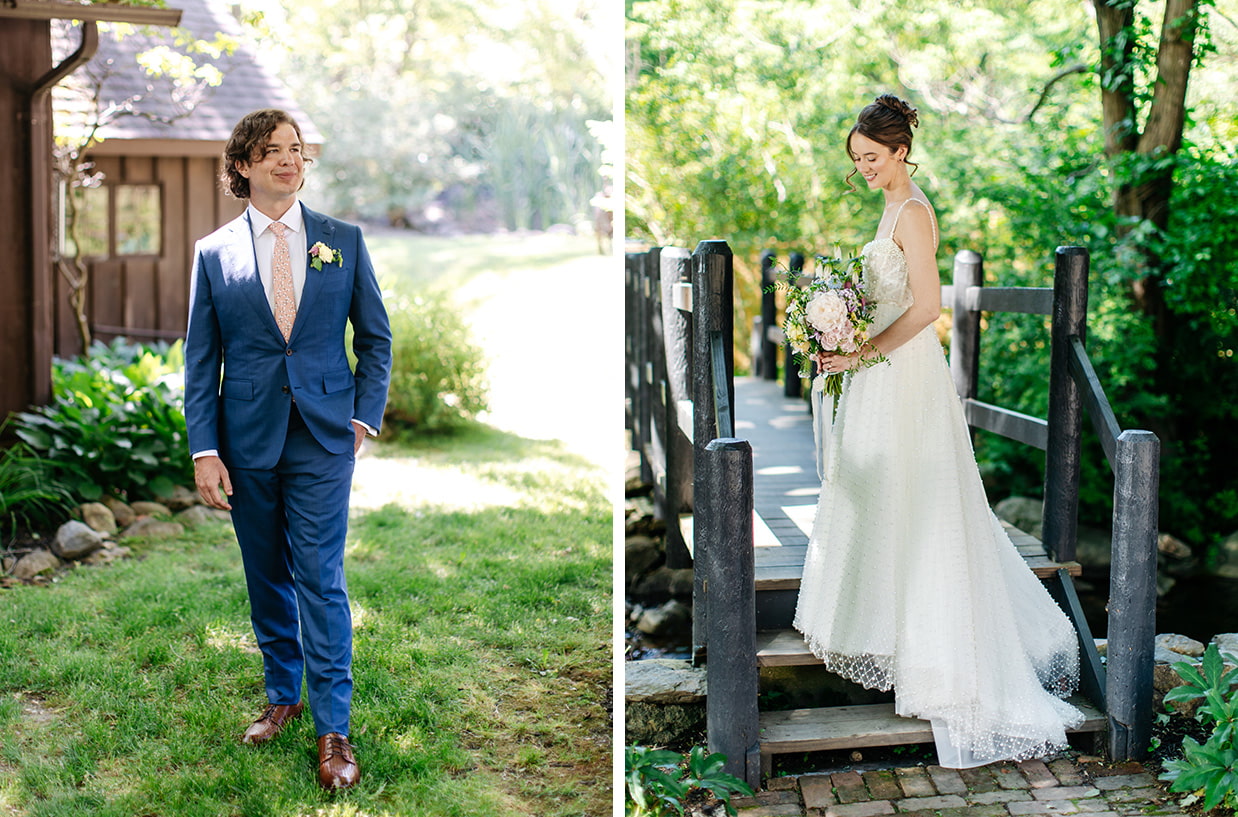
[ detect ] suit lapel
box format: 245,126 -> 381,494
294,203 -> 335,342
223,212 -> 285,342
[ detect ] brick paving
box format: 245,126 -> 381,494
730,755 -> 1188,817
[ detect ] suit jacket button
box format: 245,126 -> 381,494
285,348 -> 293,356
282,385 -> 290,394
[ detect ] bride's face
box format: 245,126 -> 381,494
849,132 -> 907,191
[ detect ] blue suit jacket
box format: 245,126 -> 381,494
184,203 -> 392,470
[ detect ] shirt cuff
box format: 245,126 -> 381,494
192,449 -> 219,460
351,419 -> 377,437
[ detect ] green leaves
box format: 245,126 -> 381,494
13,337 -> 194,504
1159,643 -> 1238,812
625,745 -> 755,816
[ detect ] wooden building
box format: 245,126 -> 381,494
49,0 -> 322,358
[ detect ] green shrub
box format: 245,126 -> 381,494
1160,643 -> 1238,812
0,439 -> 75,542
13,337 -> 193,502
382,288 -> 488,433
625,745 -> 754,816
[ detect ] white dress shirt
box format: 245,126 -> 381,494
247,202 -> 308,311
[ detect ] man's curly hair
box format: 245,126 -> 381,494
219,109 -> 313,199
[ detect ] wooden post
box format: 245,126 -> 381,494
1043,247 -> 1089,563
949,250 -> 983,402
1106,429 -> 1160,761
660,247 -> 694,568
759,250 -> 778,381
691,240 -> 734,663
784,252 -> 805,398
624,253 -> 638,437
703,437 -> 761,790
636,249 -> 657,486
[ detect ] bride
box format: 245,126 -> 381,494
791,94 -> 1084,768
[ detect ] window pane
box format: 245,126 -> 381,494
115,184 -> 161,256
67,185 -> 109,258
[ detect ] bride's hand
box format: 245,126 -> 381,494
817,350 -> 859,374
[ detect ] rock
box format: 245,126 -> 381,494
1074,525 -> 1112,569
81,545 -> 132,567
1,556 -> 13,573
11,549 -> 61,579
78,502 -> 117,535
130,501 -> 172,518
161,484 -> 199,511
625,658 -> 707,704
102,496 -> 136,528
626,535 -> 663,581
636,599 -> 691,637
630,567 -> 694,600
1157,532 -> 1191,559
1211,633 -> 1238,659
51,520 -> 105,560
993,496 -> 1043,538
175,505 -> 230,526
120,518 -> 184,540
1156,633 -> 1205,657
625,701 -> 705,746
1215,530 -> 1238,578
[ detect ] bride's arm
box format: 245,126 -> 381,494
820,200 -> 941,373
866,200 -> 941,357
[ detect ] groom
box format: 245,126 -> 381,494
184,109 -> 391,791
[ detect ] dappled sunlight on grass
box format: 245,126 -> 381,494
204,622 -> 259,655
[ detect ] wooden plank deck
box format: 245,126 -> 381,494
759,696 -> 1107,758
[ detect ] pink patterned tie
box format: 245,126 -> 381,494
269,222 -> 295,341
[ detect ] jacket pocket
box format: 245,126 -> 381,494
222,378 -> 254,400
322,369 -> 354,394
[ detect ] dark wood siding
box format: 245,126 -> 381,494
54,151 -> 244,356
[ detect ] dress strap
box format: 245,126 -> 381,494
890,198 -> 939,250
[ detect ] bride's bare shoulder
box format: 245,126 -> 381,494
897,197 -> 939,249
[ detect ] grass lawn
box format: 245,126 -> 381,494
0,232 -> 616,816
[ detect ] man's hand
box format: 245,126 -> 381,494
351,420 -> 367,454
194,455 -> 233,510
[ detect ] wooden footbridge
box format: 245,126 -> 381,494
625,241 -> 1160,789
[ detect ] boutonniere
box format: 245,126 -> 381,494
309,241 -> 344,271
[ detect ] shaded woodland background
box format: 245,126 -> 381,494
625,0 -> 1238,559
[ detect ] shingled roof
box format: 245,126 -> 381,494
52,0 -> 321,149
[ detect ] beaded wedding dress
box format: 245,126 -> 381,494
792,200 -> 1084,768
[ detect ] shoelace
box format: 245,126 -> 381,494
321,735 -> 353,762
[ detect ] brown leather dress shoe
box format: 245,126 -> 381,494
240,702 -> 304,745
317,732 -> 360,790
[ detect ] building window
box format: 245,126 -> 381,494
63,183 -> 162,259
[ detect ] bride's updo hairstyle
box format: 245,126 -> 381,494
845,94 -> 919,191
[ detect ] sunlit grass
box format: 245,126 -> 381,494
0,424 -> 610,817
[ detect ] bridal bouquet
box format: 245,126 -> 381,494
769,251 -> 885,396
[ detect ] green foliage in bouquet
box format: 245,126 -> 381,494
381,288 -> 489,433
625,745 -> 754,816
1159,643 -> 1238,812
14,338 -> 193,502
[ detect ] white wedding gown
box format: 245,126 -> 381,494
792,202 -> 1084,767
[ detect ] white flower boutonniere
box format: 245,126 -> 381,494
309,241 -> 344,271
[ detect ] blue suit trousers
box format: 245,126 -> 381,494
229,406 -> 355,737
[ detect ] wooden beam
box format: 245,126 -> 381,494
0,0 -> 182,25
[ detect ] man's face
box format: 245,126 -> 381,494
237,122 -> 304,204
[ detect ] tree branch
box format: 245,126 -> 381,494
1024,63 -> 1090,123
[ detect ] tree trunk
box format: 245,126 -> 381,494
1091,0 -> 1201,328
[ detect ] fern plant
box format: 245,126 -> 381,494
1159,643 -> 1238,812
625,745 -> 754,816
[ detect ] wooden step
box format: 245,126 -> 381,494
759,696 -> 1106,759
755,521 -> 1081,593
